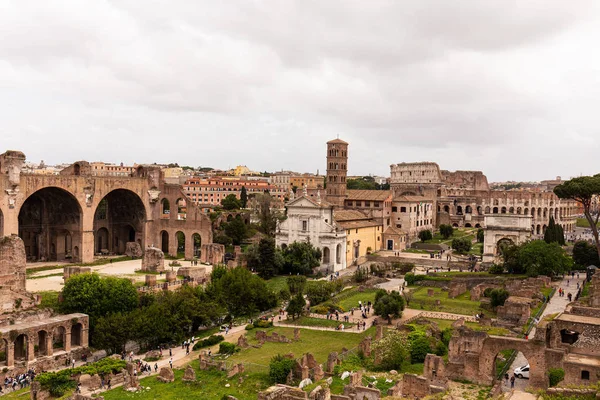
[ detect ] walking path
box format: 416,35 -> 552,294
503,274 -> 585,394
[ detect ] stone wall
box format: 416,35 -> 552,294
63,266 -> 92,281
0,235 -> 26,291
496,296 -> 532,326
200,244 -> 225,265
448,281 -> 467,298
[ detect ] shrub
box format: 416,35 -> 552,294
477,229 -> 484,243
279,287 -> 291,301
312,305 -> 329,315
488,264 -> 504,274
269,354 -> 295,384
418,230 -> 433,242
490,289 -> 510,308
404,272 -> 417,286
408,332 -> 432,363
440,328 -> 452,347
192,335 -> 224,351
218,342 -> 237,355
353,268 -> 369,283
451,237 -> 472,253
548,368 -> 565,387
483,288 -> 493,298
392,263 -> 415,274
439,224 -> 454,239
435,341 -> 448,356
244,324 -> 255,331
253,319 -> 273,329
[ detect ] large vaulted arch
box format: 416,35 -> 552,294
18,187 -> 83,262
93,189 -> 146,255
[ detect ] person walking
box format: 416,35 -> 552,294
510,375 -> 515,389
169,357 -> 173,369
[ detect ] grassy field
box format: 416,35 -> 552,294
264,276 -> 290,293
423,318 -> 509,336
577,217 -> 600,228
408,286 -> 493,317
99,326 -> 376,400
280,316 -> 355,329
422,228 -> 477,245
332,288 -> 379,312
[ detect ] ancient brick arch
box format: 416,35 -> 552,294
478,336 -> 547,388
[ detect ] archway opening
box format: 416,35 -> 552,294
456,206 -> 463,215
452,223 -> 459,228
465,223 -> 472,228
192,233 -> 202,258
161,198 -> 170,219
443,205 -> 450,213
496,238 -> 514,256
36,330 -> 48,356
494,349 -> 530,392
160,231 -> 169,253
466,205 -> 472,214
96,227 -> 109,254
18,187 -> 82,262
176,231 -> 185,258
536,225 -> 541,235
323,247 -> 330,264
493,207 -> 498,214
71,323 -> 83,347
475,224 -> 481,228
501,207 -> 507,214
176,198 -> 187,220
53,326 -> 66,351
93,189 -> 146,255
14,334 -> 28,361
0,339 -> 7,367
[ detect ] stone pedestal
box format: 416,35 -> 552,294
141,247 -> 165,272
166,271 -> 176,283
145,275 -> 157,286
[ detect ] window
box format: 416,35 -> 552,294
355,229 -> 358,234
365,201 -> 370,207
374,201 -> 380,207
582,370 -> 590,380
302,221 -> 308,231
392,206 -> 398,212
356,201 -> 362,207
401,207 -> 407,213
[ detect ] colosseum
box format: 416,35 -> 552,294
389,162 -> 578,234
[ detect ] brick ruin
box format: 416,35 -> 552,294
0,236 -> 90,376
496,296 -> 534,326
141,247 -> 165,272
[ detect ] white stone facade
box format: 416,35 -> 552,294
276,196 -> 347,272
483,214 -> 532,262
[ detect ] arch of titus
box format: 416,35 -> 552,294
482,214 -> 532,262
0,150 -> 213,263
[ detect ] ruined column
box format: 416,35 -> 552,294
185,234 -> 194,260
46,334 -> 54,356
82,327 -> 89,348
6,344 -> 14,367
65,332 -> 72,352
80,229 -> 95,263
27,338 -> 35,361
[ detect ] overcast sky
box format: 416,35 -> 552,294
1,1 -> 599,182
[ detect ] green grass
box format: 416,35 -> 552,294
402,248 -> 430,254
576,217 -> 600,228
408,286 -> 494,317
421,228 -> 478,245
26,265 -> 64,276
0,388 -> 29,399
28,272 -> 64,280
468,242 -> 484,256
26,256 -> 132,275
264,276 -> 290,293
331,288 -> 379,312
414,318 -> 509,336
37,291 -> 60,309
280,316 -> 355,329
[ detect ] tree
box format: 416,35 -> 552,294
224,217 -> 248,245
451,237 -> 472,253
477,229 -> 484,243
371,330 -> 410,370
572,241 -> 600,267
373,290 -> 404,324
286,293 -> 306,320
439,224 -> 454,239
286,276 -> 307,295
514,240 -> 573,277
252,238 -> 281,279
94,312 -> 132,355
253,193 -> 283,237
60,274 -> 139,338
281,241 -> 322,275
221,194 -> 242,210
240,186 -> 248,209
269,354 -> 295,384
418,230 -> 433,242
489,288 -> 510,308
408,331 -> 432,363
555,175 -> 600,261
544,216 -> 565,246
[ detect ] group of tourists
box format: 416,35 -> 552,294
2,369 -> 35,393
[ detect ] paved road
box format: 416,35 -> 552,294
503,274 -> 585,393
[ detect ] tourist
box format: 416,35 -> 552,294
107,379 -> 112,390
154,363 -> 158,372
169,357 -> 173,369
72,358 -> 76,369
568,293 -> 572,302
504,373 -> 509,386
510,375 -> 515,388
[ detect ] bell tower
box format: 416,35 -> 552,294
325,138 -> 348,207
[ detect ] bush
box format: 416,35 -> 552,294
435,341 -> 448,356
404,272 -> 417,285
408,332 -> 432,363
312,305 -> 329,315
192,335 -> 224,351
439,224 -> 454,239
418,230 -> 433,242
353,267 -> 369,283
451,237 -> 472,253
490,289 -> 510,308
477,229 -> 484,243
253,319 -> 273,329
548,368 -> 565,387
483,288 -> 493,298
218,342 -> 237,355
244,324 -> 255,331
269,354 -> 295,384
279,287 -> 291,301
441,328 -> 452,347
488,264 -> 504,274
392,263 -> 415,274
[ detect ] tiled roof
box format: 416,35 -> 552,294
334,210 -> 370,221
393,195 -> 434,203
346,190 -> 392,201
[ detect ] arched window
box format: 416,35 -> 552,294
161,198 -> 170,218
